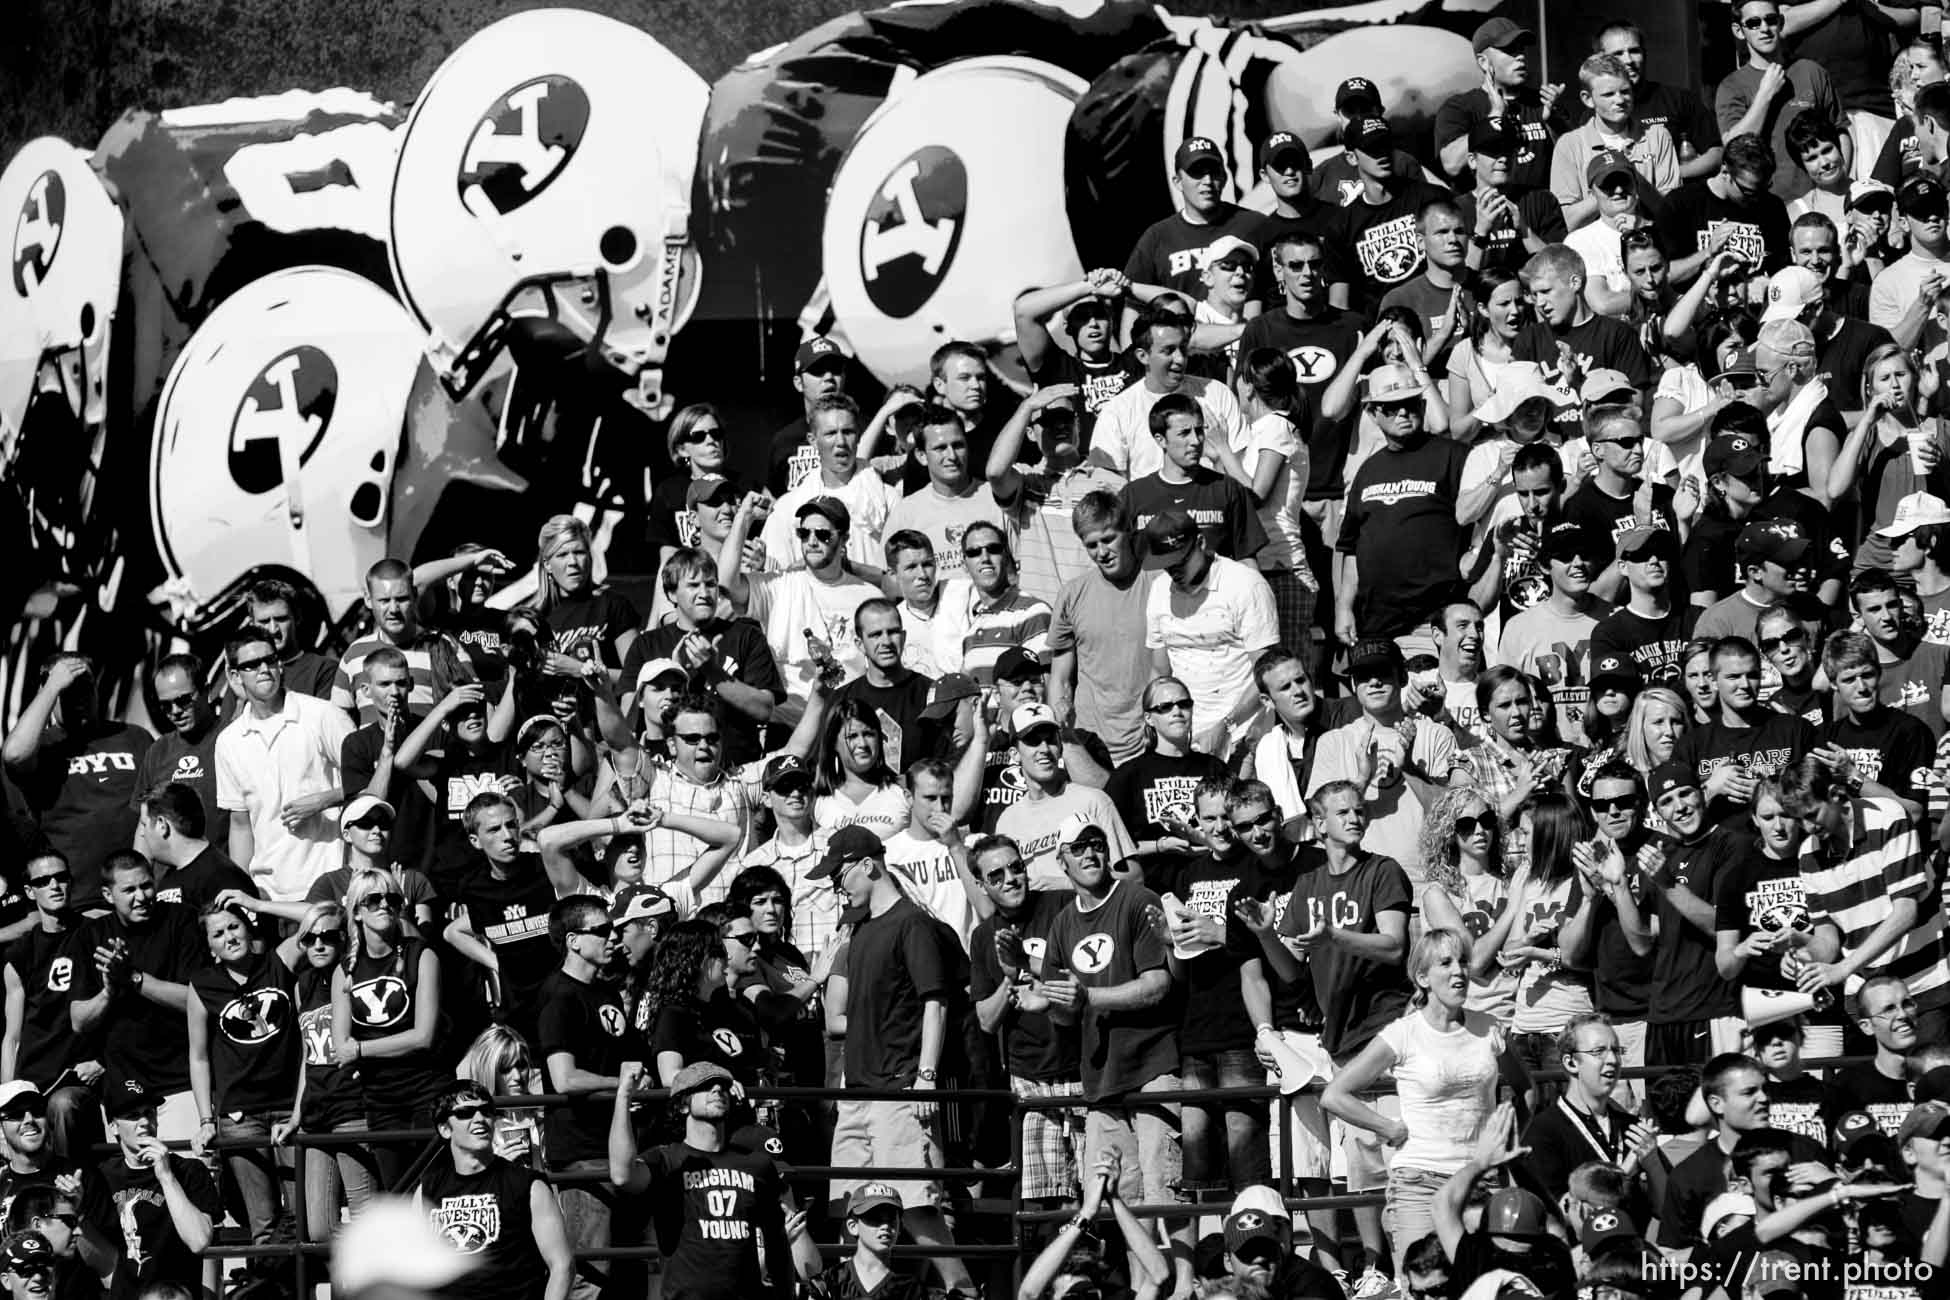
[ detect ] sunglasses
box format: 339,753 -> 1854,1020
676,731 -> 721,746
231,654 -> 280,675
1600,436 -> 1645,452
1590,796 -> 1641,813
1454,814 -> 1493,837
983,863 -> 1028,884
1760,628 -> 1807,653
574,922 -> 614,940
1741,12 -> 1784,28
26,871 -> 70,888
725,931 -> 758,948
795,527 -> 838,543
300,930 -> 345,947
33,1213 -> 76,1230
0,1103 -> 44,1122
156,694 -> 199,713
682,427 -> 725,443
357,891 -> 406,913
1146,698 -> 1194,714
1231,810 -> 1278,834
1372,399 -> 1420,417
347,814 -> 395,831
446,1102 -> 499,1122
963,543 -> 1007,560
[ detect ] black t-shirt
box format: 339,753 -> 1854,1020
1512,316 -> 1654,438
1773,680 -> 1831,727
0,1156 -> 86,1234
640,1142 -> 786,1300
1123,205 -> 1265,300
626,618 -> 784,769
1655,180 -> 1792,274
1563,482 -> 1680,570
1449,1227 -> 1575,1298
543,590 -> 640,670
152,845 -> 256,912
417,1153 -> 549,1300
835,672 -> 944,775
1437,87 -> 1568,190
346,937 -> 442,1116
1826,1064 -> 1913,1137
840,898 -> 961,1089
191,952 -> 298,1116
4,926 -> 88,1088
69,904 -> 202,1095
1106,749 -> 1229,849
1521,1095 -> 1638,1204
1146,852 -> 1249,1056
1235,306 -> 1362,499
1282,849 -> 1413,1061
295,964 -> 357,1130
95,1155 -> 221,1300
651,989 -> 765,1087
1674,711 -> 1818,821
1765,1072 -> 1829,1145
1695,1224 -> 1840,1300
1031,347 -> 1139,446
1617,79 -> 1724,158
1246,206 -> 1353,301
1713,838 -> 1842,1029
457,857 -> 561,1032
1327,180 -> 1455,310
131,729 -> 221,845
768,416 -> 816,496
1820,707 -> 1936,808
15,722 -> 153,901
538,969 -> 640,1165
1650,829 -> 1742,1025
969,891 -> 1081,1082
1453,186 -> 1567,274
439,606 -> 509,684
1589,603 -> 1699,687
428,742 -> 517,888
1816,314 -> 1894,402
1124,468 -> 1267,562
1338,434 -> 1470,637
1574,850 -> 1656,1018
1875,119 -> 1921,188
340,715 -> 440,874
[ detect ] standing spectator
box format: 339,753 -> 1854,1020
882,532 -> 946,676
1123,137 -> 1262,302
649,405 -> 739,565
1716,0 -> 1850,203
1461,126 -> 1569,289
928,342 -> 1020,474
882,405 -> 1004,573
1042,815 -> 1194,1300
245,579 -> 338,702
1551,56 -> 1681,231
1013,276 -> 1140,445
1437,17 -> 1569,190
1122,394 -> 1266,562
1227,351 -> 1315,655
414,1080 -> 573,1300
214,625 -> 354,902
1090,314 -> 1246,483
1656,137 -> 1793,286
1588,528 -> 1698,685
1642,763 -> 1745,1066
1048,492 -> 1154,766
1574,765 -> 1660,1074
1512,246 -> 1654,437
332,561 -> 471,723
1828,975 -> 1922,1136
810,827 -> 975,1298
1673,637 -> 1816,823
92,1080 -> 216,1300
66,853 -> 200,1140
1247,132 -> 1352,306
527,516 -> 640,679
1377,201 -> 1474,371
995,702 -> 1134,886
1762,602 -> 1830,727
3,655 -> 150,904
1476,793 -> 1599,1077
1563,412 -> 1679,600
1695,523 -> 1816,644
1818,632 -> 1936,816
537,894 -> 639,1300
1870,175 -> 1950,348
1142,511 -> 1280,758
1,854 -> 98,1158
1336,364 -> 1470,643
338,648 -> 441,877
1315,77 -> 1430,207
132,656 -> 221,839
770,336 -> 850,494
1329,120 -> 1456,313
132,782 -> 256,911
1593,20 -> 1723,182
721,495 -> 883,704
1497,522 -> 1608,746
1455,668 -> 1577,860
833,599 -> 941,773
1655,1053 -> 1819,1249
882,762 -> 985,946
932,521 -> 1053,686
988,385 -> 1131,605
761,397 -> 899,571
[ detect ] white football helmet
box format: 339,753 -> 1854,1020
0,137 -> 124,553
821,57 -> 1087,388
387,9 -> 708,418
149,266 -> 421,632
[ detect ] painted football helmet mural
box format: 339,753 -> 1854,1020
388,8 -> 710,419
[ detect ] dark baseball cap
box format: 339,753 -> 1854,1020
1346,117 -> 1393,156
1619,524 -> 1679,562
1541,520 -> 1603,562
685,476 -> 740,511
1484,1186 -> 1550,1237
106,1077 -> 161,1121
808,824 -> 886,881
1347,637 -> 1405,677
1591,654 -> 1643,693
1175,136 -> 1225,174
1900,175 -> 1948,218
1736,520 -> 1813,569
995,646 -> 1048,682
794,336 -> 847,373
1473,16 -> 1535,53
1141,510 -> 1201,570
1259,131 -> 1311,172
1468,119 -> 1521,156
762,753 -> 812,792
1648,760 -> 1699,801
795,496 -> 852,534
1586,148 -> 1635,188
1335,77 -> 1383,113
920,672 -> 981,719
1703,433 -> 1766,480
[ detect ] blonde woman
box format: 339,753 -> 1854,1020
456,1024 -> 548,1170
1577,686 -> 1689,833
528,514 -> 640,679
1416,785 -> 1516,1028
1834,344 -> 1949,554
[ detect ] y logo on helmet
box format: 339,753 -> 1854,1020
458,77 -> 590,218
859,146 -> 966,320
229,346 -> 337,494
11,170 -> 63,297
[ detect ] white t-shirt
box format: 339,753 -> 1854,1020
884,828 -> 978,950
1243,411 -> 1311,582
1090,375 -> 1247,480
745,567 -> 882,696
1145,556 -> 1280,747
761,468 -> 900,569
813,784 -> 910,841
1375,1008 -> 1505,1174
1564,219 -> 1628,294
884,481 -> 1009,563
1308,714 -> 1457,883
995,784 -> 1140,889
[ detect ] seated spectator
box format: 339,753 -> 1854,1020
92,1080 -> 216,1299
132,655 -> 221,839
1715,1 -> 1849,203
415,1080 -> 573,1300
1459,125 -> 1567,282
1436,18 -> 1568,192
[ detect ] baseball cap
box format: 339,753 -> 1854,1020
668,1061 -> 735,1098
1468,118 -> 1521,156
795,496 -> 852,534
0,1082 -> 43,1114
1736,520 -> 1813,569
1473,16 -> 1535,52
1581,368 -> 1638,406
634,657 -> 686,692
1471,361 -> 1569,425
808,824 -> 887,880
1541,520 -> 1604,563
1334,77 -> 1383,113
847,1182 -> 903,1218
1259,131 -> 1311,172
1364,363 -> 1420,403
610,884 -> 679,926
341,794 -> 395,828
1898,1099 -> 1950,1147
1012,701 -> 1062,740
1847,179 -> 1897,212
1619,524 -> 1679,561
1702,1190 -> 1758,1238
920,672 -> 981,719
1876,491 -> 1950,538
995,647 -> 1048,682
1579,1208 -> 1640,1255
1756,318 -> 1817,360
1057,812 -> 1109,850
1834,1109 -> 1890,1160
794,335 -> 846,374
106,1077 -> 160,1121
1,1232 -> 51,1274
1713,347 -> 1761,383
761,753 -> 812,792
1900,175 -> 1949,217
1346,117 -> 1393,156
1347,637 -> 1405,677
1205,234 -> 1258,267
1591,654 -> 1643,693
1175,136 -> 1225,173
1649,759 -> 1699,801
685,476 -> 740,511
1141,510 -> 1201,571
1483,1186 -> 1550,1237
1586,148 -> 1635,188
1761,267 -> 1825,323
1703,433 -> 1766,480
1223,1208 -> 1290,1255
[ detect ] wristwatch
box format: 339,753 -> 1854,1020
130,971 -> 145,992
916,1068 -> 938,1083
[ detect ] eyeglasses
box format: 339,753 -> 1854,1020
1621,229 -> 1661,251
26,871 -> 70,888
1231,810 -> 1278,834
682,427 -> 725,443
446,1102 -> 499,1122
32,1213 -> 76,1230
725,930 -> 758,948
963,543 -> 1007,560
1453,814 -> 1493,837
1572,1044 -> 1624,1058
574,922 -> 614,940
0,1103 -> 44,1122
1371,399 -> 1419,417
983,863 -> 1027,884
1590,795 -> 1641,813
1741,12 -> 1785,29
676,731 -> 721,746
1146,698 -> 1194,714
357,891 -> 405,913
231,654 -> 280,675
347,814 -> 395,832
1600,436 -> 1645,452
1871,998 -> 1921,1021
300,931 -> 344,947
1760,628 -> 1807,653
156,694 -> 199,713
525,740 -> 568,755
795,527 -> 838,543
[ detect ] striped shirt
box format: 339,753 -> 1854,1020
330,634 -> 468,724
1000,463 -> 1129,606
931,579 -> 1052,687
642,760 -> 759,907
1798,797 -> 1950,1008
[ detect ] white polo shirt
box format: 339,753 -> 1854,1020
215,691 -> 356,901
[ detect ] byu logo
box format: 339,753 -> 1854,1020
12,170 -> 63,297
459,77 -> 589,220
219,986 -> 292,1045
348,975 -> 411,1029
711,1027 -> 744,1056
859,146 -> 966,319
1070,932 -> 1116,975
229,346 -> 337,494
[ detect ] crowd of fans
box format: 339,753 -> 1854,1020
24,5 -> 1950,1300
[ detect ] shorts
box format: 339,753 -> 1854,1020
829,1098 -> 942,1210
1013,1076 -> 1084,1202
1645,1017 -> 1745,1067
1083,1073 -> 1185,1207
